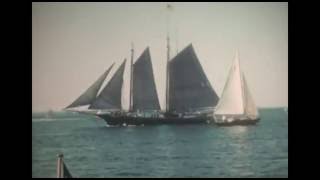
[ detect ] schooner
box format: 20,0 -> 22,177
65,43 -> 220,126
64,4 -> 260,126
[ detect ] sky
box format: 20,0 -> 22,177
32,2 -> 288,112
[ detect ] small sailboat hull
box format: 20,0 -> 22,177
214,118 -> 260,126
97,114 -> 213,126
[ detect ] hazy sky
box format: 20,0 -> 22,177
32,2 -> 288,111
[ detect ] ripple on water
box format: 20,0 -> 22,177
32,109 -> 288,177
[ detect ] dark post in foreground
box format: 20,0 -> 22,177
57,154 -> 72,178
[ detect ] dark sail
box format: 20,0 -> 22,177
132,47 -> 161,111
89,59 -> 126,110
66,63 -> 114,108
169,44 -> 219,112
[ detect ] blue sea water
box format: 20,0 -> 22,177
32,108 -> 288,178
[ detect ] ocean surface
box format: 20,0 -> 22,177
32,108 -> 288,178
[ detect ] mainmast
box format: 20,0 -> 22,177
165,4 -> 172,112
166,35 -> 170,112
129,42 -> 134,112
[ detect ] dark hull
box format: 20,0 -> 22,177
215,118 -> 260,126
97,114 -> 212,126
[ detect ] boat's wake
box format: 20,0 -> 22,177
32,118 -> 82,122
104,124 -> 144,128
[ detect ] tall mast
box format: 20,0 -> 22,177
129,42 -> 134,112
165,4 -> 173,112
166,35 -> 170,112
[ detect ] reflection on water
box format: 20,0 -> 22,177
226,126 -> 249,136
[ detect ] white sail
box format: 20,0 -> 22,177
242,73 -> 259,118
214,51 -> 244,115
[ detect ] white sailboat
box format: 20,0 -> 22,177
213,51 -> 260,126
